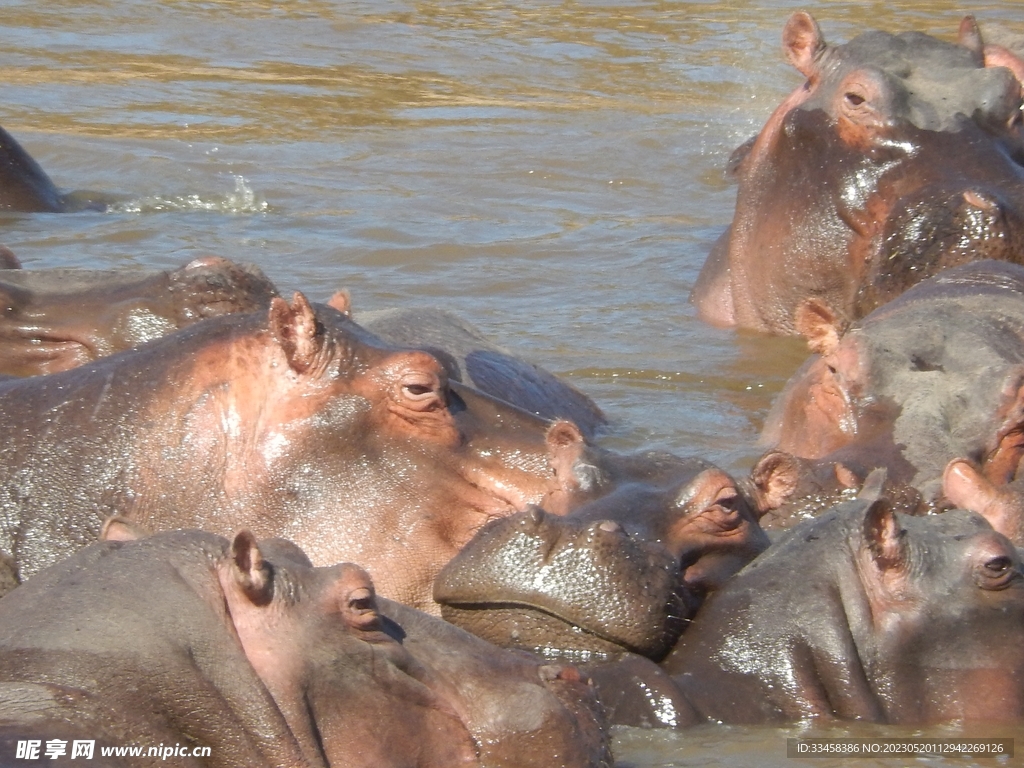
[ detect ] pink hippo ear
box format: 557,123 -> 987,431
99,516 -> 149,542
862,495 -> 908,574
957,16 -> 986,65
783,12 -> 826,79
230,530 -> 273,605
747,450 -> 801,517
327,290 -> 352,317
268,292 -> 324,374
794,298 -> 843,356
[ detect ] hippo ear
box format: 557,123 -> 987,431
327,290 -> 352,317
783,12 -> 826,78
99,516 -> 149,542
957,16 -> 986,65
268,292 -> 324,374
546,420 -> 587,490
747,450 -> 800,516
862,497 -> 907,573
794,298 -> 842,356
230,530 -> 273,605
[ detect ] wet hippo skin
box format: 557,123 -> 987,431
0,257 -> 278,377
0,293 -> 595,612
691,13 -> 1024,335
663,475 -> 1024,726
0,526 -> 611,768
761,261 -> 1024,526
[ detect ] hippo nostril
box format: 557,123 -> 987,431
597,520 -> 622,533
845,91 -> 866,107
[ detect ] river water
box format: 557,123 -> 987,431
1,1 -> 1022,765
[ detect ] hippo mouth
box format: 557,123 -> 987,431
434,508 -> 694,660
438,597 -> 692,662
0,329 -> 97,375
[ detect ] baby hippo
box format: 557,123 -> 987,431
0,525 -> 610,768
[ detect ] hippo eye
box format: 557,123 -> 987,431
984,556 -> 1012,576
398,372 -> 445,410
403,383 -> 433,397
976,553 -> 1020,590
349,594 -> 374,612
342,586 -> 383,630
845,92 -> 866,107
708,489 -> 744,530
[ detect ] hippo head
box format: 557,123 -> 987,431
663,473 -> 1024,726
0,257 -> 278,376
691,12 -> 1024,334
216,532 -> 611,768
434,452 -> 793,661
762,261 -> 1024,511
90,521 -> 611,767
123,292 -> 592,613
855,502 -> 1024,724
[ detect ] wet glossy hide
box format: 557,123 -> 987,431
690,12 -> 1024,335
0,295 -> 590,612
0,257 -> 278,376
0,528 -> 611,768
663,482 -> 1024,725
761,261 -> 1024,521
435,452 -> 793,662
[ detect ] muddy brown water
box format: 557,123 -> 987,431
1,1 -> 1022,764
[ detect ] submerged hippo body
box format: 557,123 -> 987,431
0,125 -> 108,213
0,528 -> 610,768
762,261 -> 1024,523
0,257 -> 278,376
358,307 -> 607,439
691,13 -> 1024,335
0,294 -> 588,610
663,482 -> 1024,726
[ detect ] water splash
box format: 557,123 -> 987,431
111,175 -> 269,214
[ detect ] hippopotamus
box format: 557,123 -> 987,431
691,13 -> 1024,335
761,260 -> 1024,524
662,473 -> 1024,725
0,125 -> 109,213
434,451 -> 795,661
0,257 -> 278,376
0,526 -> 610,767
0,293 -> 591,611
357,306 -> 607,439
